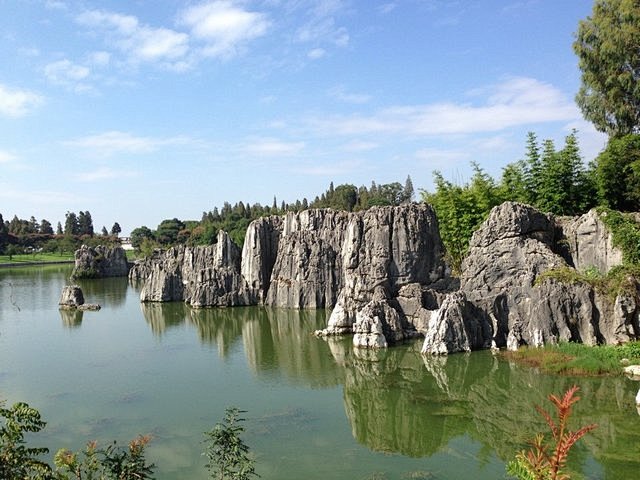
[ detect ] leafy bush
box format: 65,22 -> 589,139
203,407 -> 258,480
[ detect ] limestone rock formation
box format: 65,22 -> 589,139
59,285 -> 84,307
72,245 -> 130,279
557,208 -> 623,273
136,204 -> 448,347
138,230 -> 249,307
422,202 -> 640,355
59,285 -> 101,311
321,204 -> 447,345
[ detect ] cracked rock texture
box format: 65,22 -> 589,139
422,202 -> 639,355
72,245 -> 130,279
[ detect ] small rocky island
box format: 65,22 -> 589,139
126,202 -> 639,353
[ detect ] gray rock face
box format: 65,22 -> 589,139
422,202 -> 640,355
137,205 -> 448,347
72,245 -> 130,278
558,209 -> 623,273
263,210 -> 349,309
139,231 -> 250,307
323,204 -> 447,346
59,285 -> 101,311
59,285 -> 85,307
241,216 -> 283,304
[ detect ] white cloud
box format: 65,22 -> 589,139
244,138 -> 305,156
87,51 -> 111,67
75,166 -> 137,182
0,150 -> 17,163
45,0 -> 67,10
311,77 -> 578,137
378,3 -> 398,14
76,9 -> 189,67
64,131 -> 192,156
307,48 -> 326,59
296,17 -> 348,46
342,140 -> 378,152
44,59 -> 91,92
180,1 -> 270,58
328,85 -> 371,104
0,84 -> 43,117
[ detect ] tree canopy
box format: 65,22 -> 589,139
574,0 -> 640,136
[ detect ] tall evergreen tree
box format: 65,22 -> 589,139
403,175 -> 415,203
574,0 -> 640,136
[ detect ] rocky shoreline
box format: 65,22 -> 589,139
83,202 -> 639,353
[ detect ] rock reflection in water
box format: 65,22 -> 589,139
59,308 -> 84,328
75,276 -> 129,307
327,339 -> 640,478
137,303 -> 640,478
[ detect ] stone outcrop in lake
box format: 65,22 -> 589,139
134,204 -> 449,347
59,285 -> 100,311
138,230 -> 249,307
422,202 -> 640,355
72,245 -> 130,279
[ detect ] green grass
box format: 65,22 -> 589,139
0,252 -> 75,265
503,341 -> 640,376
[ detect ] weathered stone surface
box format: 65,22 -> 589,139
421,291 -> 492,355
422,202 -> 640,355
262,209 -> 352,309
139,231 -> 250,307
241,216 -> 283,304
72,245 -> 130,279
59,285 -> 85,307
324,204 -> 446,344
138,204 -> 447,347
558,208 -> 623,273
59,285 -> 100,311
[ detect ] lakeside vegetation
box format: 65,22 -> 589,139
503,341 -> 640,376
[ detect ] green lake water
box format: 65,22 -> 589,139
1,265 -> 639,479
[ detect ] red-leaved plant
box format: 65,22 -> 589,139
507,385 -> 597,480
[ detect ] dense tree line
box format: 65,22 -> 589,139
0,210 -> 121,256
130,177 -> 415,254
423,130 -> 640,273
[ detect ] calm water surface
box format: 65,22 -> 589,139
1,265 -> 639,479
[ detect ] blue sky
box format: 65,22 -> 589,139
0,0 -> 605,235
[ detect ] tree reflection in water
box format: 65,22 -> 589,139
138,303 -> 640,479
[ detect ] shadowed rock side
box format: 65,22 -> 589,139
72,245 -> 130,278
422,202 -> 640,355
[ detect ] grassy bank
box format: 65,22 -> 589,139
502,341 -> 640,375
0,252 -> 74,266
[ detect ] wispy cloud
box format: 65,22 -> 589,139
328,85 -> 371,104
0,84 -> 43,117
0,150 -> 18,163
307,47 -> 326,59
75,166 -> 138,182
310,77 -> 578,137
76,9 -> 190,69
63,131 -> 193,156
244,137 -> 305,157
44,59 -> 93,93
180,1 -> 270,59
294,0 -> 350,49
378,3 -> 398,14
341,140 -> 378,152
